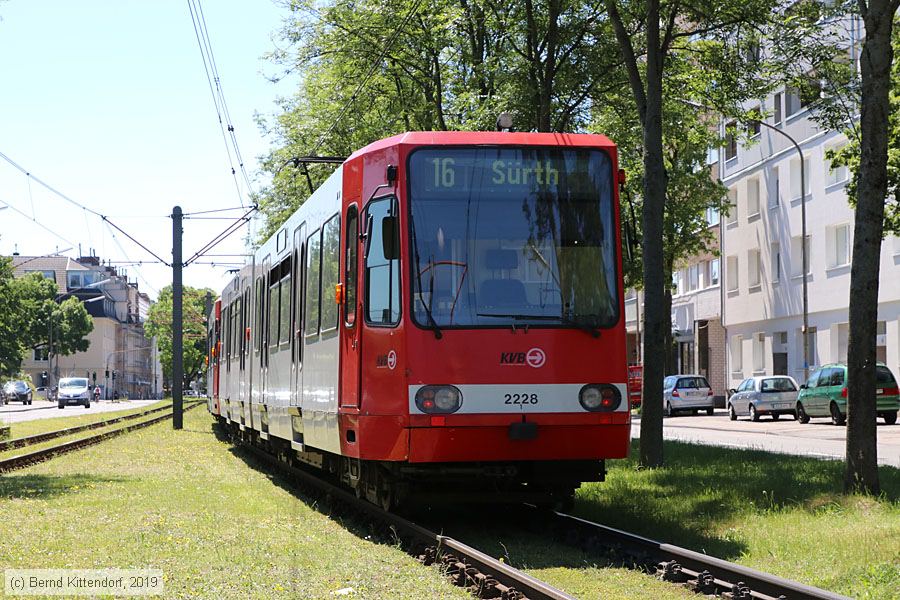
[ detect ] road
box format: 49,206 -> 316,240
632,411 -> 900,468
0,400 -> 160,424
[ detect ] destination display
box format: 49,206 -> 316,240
409,147 -> 610,197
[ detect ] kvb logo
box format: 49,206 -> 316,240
526,347 -> 546,368
500,347 -> 546,368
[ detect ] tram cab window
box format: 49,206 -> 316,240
345,206 -> 359,326
365,197 -> 401,325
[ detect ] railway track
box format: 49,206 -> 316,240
0,403 -> 173,452
234,436 -> 574,600
0,402 -> 202,473
516,505 -> 848,600
230,426 -> 850,600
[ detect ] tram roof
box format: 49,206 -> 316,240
347,131 -> 616,162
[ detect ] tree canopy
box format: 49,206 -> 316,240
144,285 -> 214,389
0,257 -> 94,377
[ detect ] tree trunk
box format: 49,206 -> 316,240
638,0 -> 666,468
844,0 -> 897,494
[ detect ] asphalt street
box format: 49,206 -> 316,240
0,399 -> 159,424
632,411 -> 900,467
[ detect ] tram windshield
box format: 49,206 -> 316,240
408,147 -> 618,330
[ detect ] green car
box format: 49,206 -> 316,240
796,363 -> 899,425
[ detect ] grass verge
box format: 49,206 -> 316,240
575,440 -> 900,599
2,400 -> 170,439
0,408 -> 468,599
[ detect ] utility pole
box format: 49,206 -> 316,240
173,206 -> 184,429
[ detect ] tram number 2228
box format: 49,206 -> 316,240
504,393 -> 539,405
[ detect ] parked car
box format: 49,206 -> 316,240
663,374 -> 714,416
728,375 -> 799,421
2,380 -> 33,405
57,377 -> 91,409
796,363 -> 899,425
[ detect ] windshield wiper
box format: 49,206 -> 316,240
476,313 -> 601,338
409,215 -> 442,339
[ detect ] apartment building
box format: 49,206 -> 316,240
721,71 -> 900,388
11,253 -> 163,399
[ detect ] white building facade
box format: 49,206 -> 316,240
721,79 -> 900,389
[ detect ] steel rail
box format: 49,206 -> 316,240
0,404 -> 173,452
0,403 -> 202,473
238,442 -> 574,600
544,508 -> 849,600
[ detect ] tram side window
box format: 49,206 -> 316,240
321,214 -> 341,333
366,197 -> 400,325
268,275 -> 279,352
279,261 -> 292,348
254,278 -> 262,354
305,229 -> 322,337
232,299 -> 241,361
224,306 -> 231,362
345,206 -> 359,326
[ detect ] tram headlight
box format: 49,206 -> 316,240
579,384 -> 621,412
415,385 -> 462,414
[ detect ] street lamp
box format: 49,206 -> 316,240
749,120 -> 810,383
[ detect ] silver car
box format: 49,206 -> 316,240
728,376 -> 799,421
57,377 -> 91,409
663,374 -> 714,416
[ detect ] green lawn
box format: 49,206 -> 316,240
574,440 -> 900,599
0,408 -> 468,599
2,400 -> 171,440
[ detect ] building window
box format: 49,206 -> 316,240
790,157 -> 811,201
726,187 -> 738,224
731,335 -> 743,373
785,86 -> 802,117
753,332 -> 765,372
724,121 -> 737,161
773,92 -> 783,124
747,177 -> 760,217
33,347 -> 49,361
748,249 -> 761,287
688,264 -> 699,292
770,167 -> 780,208
710,259 -> 720,286
727,255 -> 739,292
771,242 -> 781,282
672,270 -> 683,296
826,223 -> 851,269
748,107 -> 761,137
825,147 -> 849,187
706,206 -> 720,226
791,235 -> 812,277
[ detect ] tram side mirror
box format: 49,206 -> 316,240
382,216 -> 400,260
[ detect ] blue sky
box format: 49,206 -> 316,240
0,0 -> 293,297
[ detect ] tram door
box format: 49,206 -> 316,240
340,204 -> 361,409
292,224 -> 306,406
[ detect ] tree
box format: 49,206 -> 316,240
255,0 -> 624,240
145,285 -> 213,389
843,0 -> 900,495
604,0 -> 778,467
0,260 -> 93,377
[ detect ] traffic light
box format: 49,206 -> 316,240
40,371 -> 48,386
105,369 -> 110,379
92,372 -> 97,383
112,370 -> 117,380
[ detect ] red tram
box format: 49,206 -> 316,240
208,131 -> 630,508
